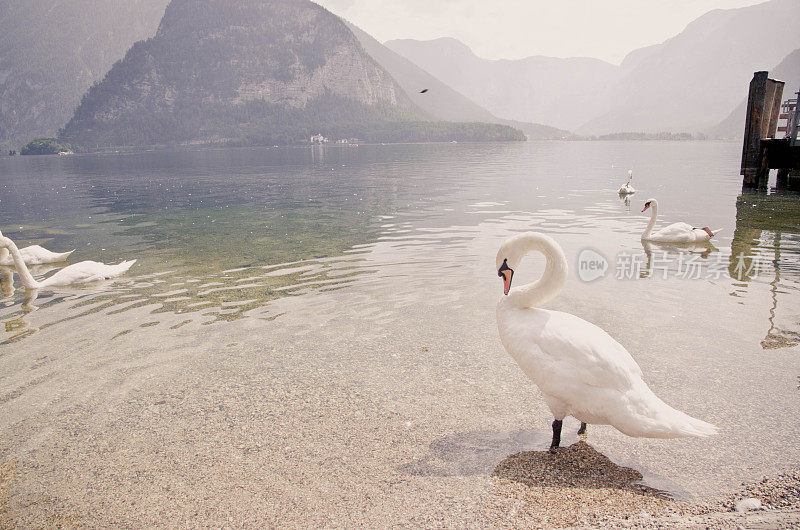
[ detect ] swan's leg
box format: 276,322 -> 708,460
577,422 -> 587,435
549,419 -> 563,453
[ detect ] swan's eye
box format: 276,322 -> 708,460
498,259 -> 512,277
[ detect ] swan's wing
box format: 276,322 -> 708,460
19,245 -> 74,264
658,222 -> 693,235
19,246 -> 49,258
536,310 -> 644,392
650,222 -> 695,241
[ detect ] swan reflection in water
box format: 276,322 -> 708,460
618,192 -> 631,212
1,266 -> 40,343
1,266 -> 13,302
640,239 -> 719,278
642,239 -> 718,260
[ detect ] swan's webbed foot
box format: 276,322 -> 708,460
577,422 -> 587,435
549,419 -> 562,453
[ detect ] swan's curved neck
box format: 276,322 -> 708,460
642,201 -> 659,239
507,233 -> 568,309
2,238 -> 41,289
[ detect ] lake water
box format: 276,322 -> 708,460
1,142 -> 799,525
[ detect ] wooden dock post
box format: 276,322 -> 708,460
741,72 -> 785,188
776,89 -> 800,189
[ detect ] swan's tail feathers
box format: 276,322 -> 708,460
698,227 -> 723,239
118,259 -> 137,271
622,406 -> 718,439
666,411 -> 718,438
108,260 -> 137,277
53,250 -> 75,262
619,385 -> 718,439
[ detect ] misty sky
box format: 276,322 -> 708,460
313,0 -> 767,64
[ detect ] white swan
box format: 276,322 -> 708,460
0,235 -> 135,288
0,245 -> 74,266
0,230 -> 74,265
495,232 -> 716,451
641,199 -> 721,243
618,170 -> 635,195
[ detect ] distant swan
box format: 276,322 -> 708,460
618,170 -> 635,195
641,198 -> 721,243
495,232 -> 717,451
0,235 -> 135,288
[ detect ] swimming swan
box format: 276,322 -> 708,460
0,245 -> 74,266
0,235 -> 135,288
0,230 -> 74,266
641,199 -> 721,243
618,170 -> 635,195
495,232 -> 717,451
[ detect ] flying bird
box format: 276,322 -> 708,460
419,89 -> 428,94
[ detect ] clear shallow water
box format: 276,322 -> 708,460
0,142 -> 799,523
2,142 -> 798,348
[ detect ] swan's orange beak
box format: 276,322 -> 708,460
498,259 -> 514,295
641,203 -> 650,212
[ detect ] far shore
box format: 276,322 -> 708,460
4,137 -> 744,159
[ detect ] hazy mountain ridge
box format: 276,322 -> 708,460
0,0 -> 169,149
386,0 -> 799,136
580,0 -> 800,134
6,0 -> 787,147
346,23 -> 567,139
385,37 -> 618,131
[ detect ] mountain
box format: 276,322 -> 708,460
0,0 -> 169,149
61,0 -> 523,148
710,48 -> 800,139
61,0 -> 415,147
385,0 -> 799,136
580,0 -> 800,134
384,37 -> 619,131
346,23 -> 567,139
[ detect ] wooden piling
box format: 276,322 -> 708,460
741,72 -> 785,188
